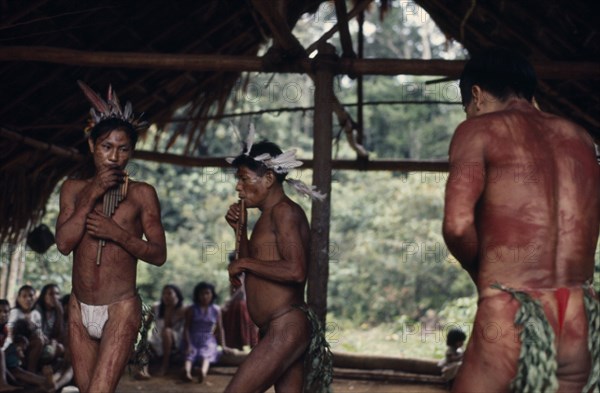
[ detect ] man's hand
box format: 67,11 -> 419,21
91,166 -> 126,198
228,259 -> 244,288
86,211 -> 122,241
225,202 -> 246,230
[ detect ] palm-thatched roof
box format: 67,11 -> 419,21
0,0 -> 599,244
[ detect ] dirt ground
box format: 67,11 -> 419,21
113,366 -> 450,393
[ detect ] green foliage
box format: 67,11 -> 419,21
328,171 -> 475,324
18,0 -> 475,329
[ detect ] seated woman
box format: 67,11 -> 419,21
8,285 -> 44,372
35,284 -> 66,362
34,284 -> 73,389
138,284 -> 186,378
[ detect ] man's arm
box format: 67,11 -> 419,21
215,308 -> 226,348
442,122 -> 486,281
86,183 -> 167,266
55,180 -> 101,255
229,203 -> 307,284
55,167 -> 126,255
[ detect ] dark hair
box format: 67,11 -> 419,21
14,285 -> 35,311
0,299 -> 9,308
89,117 -> 138,148
446,328 -> 467,346
35,284 -> 60,335
158,284 -> 184,318
231,140 -> 287,183
36,284 -> 59,310
61,294 -> 70,308
193,282 -> 217,305
12,334 -> 29,348
12,318 -> 35,339
459,47 -> 536,107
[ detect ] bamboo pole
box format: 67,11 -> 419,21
0,244 -> 10,298
334,0 -> 357,59
132,150 -> 449,172
332,351 -> 441,375
1,46 -> 598,79
0,127 -> 84,161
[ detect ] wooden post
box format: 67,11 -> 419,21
0,243 -> 10,298
308,43 -> 336,325
6,244 -> 22,300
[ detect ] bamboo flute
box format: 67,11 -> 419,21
234,199 -> 245,260
96,175 -> 128,265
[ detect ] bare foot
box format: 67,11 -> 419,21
41,365 -> 57,393
182,372 -> 193,383
134,369 -> 151,380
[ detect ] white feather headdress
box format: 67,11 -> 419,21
226,124 -> 326,201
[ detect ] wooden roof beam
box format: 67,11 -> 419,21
2,46 -> 599,79
0,127 -> 83,161
133,150 -> 449,172
306,0 -> 373,56
334,0 -> 357,59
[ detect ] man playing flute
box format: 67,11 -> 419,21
55,82 -> 167,393
224,131 -> 331,393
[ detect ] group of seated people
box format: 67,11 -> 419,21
1,284 -> 73,392
136,282 -> 258,384
1,280 -> 258,391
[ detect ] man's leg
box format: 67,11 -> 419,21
225,308 -> 309,393
452,293 -> 520,393
555,290 -> 592,392
273,356 -> 304,392
87,295 -> 141,393
68,294 -> 99,393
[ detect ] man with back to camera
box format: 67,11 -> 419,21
55,82 -> 167,393
443,47 -> 599,392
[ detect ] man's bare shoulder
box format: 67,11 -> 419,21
59,178 -> 88,196
272,198 -> 306,221
551,115 -> 595,145
450,118 -> 489,156
127,180 -> 159,198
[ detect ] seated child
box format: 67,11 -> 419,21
438,328 -> 466,382
4,334 -> 55,392
183,282 -> 228,384
1,298 -> 23,392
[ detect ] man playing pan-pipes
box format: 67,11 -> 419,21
224,127 -> 332,393
55,82 -> 166,393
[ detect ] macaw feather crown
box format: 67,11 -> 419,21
78,80 -> 148,135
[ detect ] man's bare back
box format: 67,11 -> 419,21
449,101 -> 599,293
443,48 -> 599,392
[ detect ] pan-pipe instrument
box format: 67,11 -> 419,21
96,175 -> 129,265
234,199 -> 245,260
